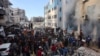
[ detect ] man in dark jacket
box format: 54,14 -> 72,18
86,36 -> 91,47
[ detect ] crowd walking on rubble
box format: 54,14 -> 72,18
0,28 -> 100,56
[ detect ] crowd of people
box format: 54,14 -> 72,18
0,27 -> 100,56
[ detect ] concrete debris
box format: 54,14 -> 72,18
73,47 -> 100,56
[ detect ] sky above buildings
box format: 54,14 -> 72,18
10,0 -> 48,20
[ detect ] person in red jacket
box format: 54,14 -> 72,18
23,45 -> 30,56
51,44 -> 57,56
37,46 -> 43,56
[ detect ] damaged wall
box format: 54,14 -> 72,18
75,0 -> 100,41
62,0 -> 78,30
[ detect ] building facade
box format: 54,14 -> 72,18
10,8 -> 28,25
31,17 -> 44,29
44,0 -> 100,41
0,0 -> 12,26
75,0 -> 100,41
44,0 -> 78,31
44,0 -> 62,29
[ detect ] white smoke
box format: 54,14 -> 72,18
66,0 -> 78,15
65,0 -> 78,29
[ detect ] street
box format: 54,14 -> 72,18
0,0 -> 100,56
0,27 -> 100,56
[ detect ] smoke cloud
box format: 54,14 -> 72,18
66,0 -> 78,29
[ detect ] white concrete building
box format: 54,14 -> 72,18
0,0 -> 12,26
31,17 -> 44,29
44,0 -> 77,31
44,0 -> 60,28
10,8 -> 28,25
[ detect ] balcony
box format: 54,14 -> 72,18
0,9 -> 5,16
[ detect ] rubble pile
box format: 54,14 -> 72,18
73,47 -> 100,56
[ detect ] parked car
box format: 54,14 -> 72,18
0,43 -> 11,56
0,26 -> 6,37
7,34 -> 15,39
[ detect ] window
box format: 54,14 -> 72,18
11,13 -> 13,16
52,0 -> 54,3
84,15 -> 89,21
87,5 -> 95,16
48,10 -> 51,13
52,16 -> 53,18
20,18 -> 22,20
48,16 -> 51,19
54,6 -> 57,10
52,8 -> 53,11
59,17 -> 62,21
0,16 -> 3,19
66,1 -> 68,4
54,15 -> 57,18
48,23 -> 51,25
55,23 -> 57,27
59,7 -> 62,12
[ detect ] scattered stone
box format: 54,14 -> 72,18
73,47 -> 100,56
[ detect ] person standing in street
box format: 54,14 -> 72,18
23,45 -> 30,56
37,46 -> 44,56
86,35 -> 92,47
98,37 -> 100,48
50,44 -> 57,56
62,47 -> 68,56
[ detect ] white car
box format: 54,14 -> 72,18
0,26 -> 6,37
0,43 -> 11,56
7,34 -> 15,39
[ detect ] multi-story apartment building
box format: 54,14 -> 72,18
10,8 -> 27,25
44,0 -> 100,41
44,0 -> 77,31
31,17 -> 44,29
44,0 -> 62,29
0,0 -> 12,26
